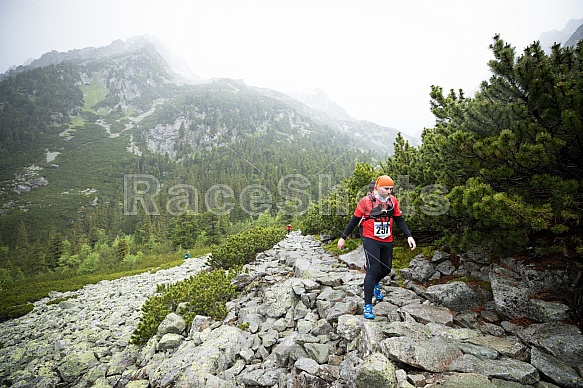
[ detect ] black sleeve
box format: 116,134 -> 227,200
393,216 -> 412,238
341,215 -> 361,239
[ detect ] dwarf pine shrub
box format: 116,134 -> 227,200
207,226 -> 286,270
0,303 -> 33,321
130,268 -> 237,345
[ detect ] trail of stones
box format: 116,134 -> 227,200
1,232 -> 582,387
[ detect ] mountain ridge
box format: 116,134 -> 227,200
1,36 -> 420,149
0,38 -> 390,248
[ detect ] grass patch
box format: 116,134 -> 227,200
80,76 -> 107,112
70,115 -> 85,127
324,237 -> 361,256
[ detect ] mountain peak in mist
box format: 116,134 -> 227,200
288,88 -> 352,121
539,18 -> 583,53
1,35 -> 203,83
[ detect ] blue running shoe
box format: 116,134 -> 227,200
374,284 -> 384,301
363,304 -> 375,319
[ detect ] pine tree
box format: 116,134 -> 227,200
419,36 -> 583,253
15,220 -> 29,249
116,238 -> 130,261
46,230 -> 64,269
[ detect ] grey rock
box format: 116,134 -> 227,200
381,320 -> 432,340
304,342 -> 333,364
399,303 -> 454,326
237,367 -> 287,386
355,352 -> 397,388
157,333 -> 185,351
427,372 -> 497,387
157,312 -> 186,336
490,264 -> 531,320
530,347 -> 583,388
423,281 -> 484,311
384,286 -> 424,307
56,350 -> 99,385
517,321 -> 583,366
431,251 -> 451,263
58,299 -> 81,309
449,354 -> 540,384
425,322 -> 481,341
526,298 -> 571,323
407,257 -> 437,283
467,335 -> 530,361
460,247 -> 491,265
454,310 -> 480,329
325,300 -> 358,322
262,279 -> 298,318
380,337 -> 463,372
457,342 -> 499,359
339,244 -> 366,270
436,259 -> 456,275
337,314 -> 363,341
339,352 -> 363,384
295,357 -> 321,375
480,322 -> 507,337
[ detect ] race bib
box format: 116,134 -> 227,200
374,221 -> 391,239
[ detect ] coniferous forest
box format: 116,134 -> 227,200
0,36 -> 582,320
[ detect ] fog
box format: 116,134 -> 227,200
1,0 -> 582,137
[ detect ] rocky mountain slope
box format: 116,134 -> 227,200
1,232 -> 581,387
1,36 -> 415,247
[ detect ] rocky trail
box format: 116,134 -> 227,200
0,232 -> 582,387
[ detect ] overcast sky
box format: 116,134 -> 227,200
1,0 -> 582,137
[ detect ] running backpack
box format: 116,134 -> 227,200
365,194 -> 394,221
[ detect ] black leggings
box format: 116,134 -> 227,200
362,237 -> 393,304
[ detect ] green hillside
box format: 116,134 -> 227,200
0,45 -> 377,257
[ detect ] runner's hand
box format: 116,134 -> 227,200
408,236 -> 416,251
337,238 -> 345,251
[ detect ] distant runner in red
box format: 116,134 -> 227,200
286,224 -> 292,234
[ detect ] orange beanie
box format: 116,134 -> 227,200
374,175 -> 394,190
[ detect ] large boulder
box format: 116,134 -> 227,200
448,354 -> 540,385
423,281 -> 485,312
516,322 -> 583,367
380,337 -> 463,372
489,264 -> 531,320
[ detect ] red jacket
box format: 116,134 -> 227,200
354,194 -> 402,242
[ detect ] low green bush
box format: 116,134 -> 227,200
130,268 -> 237,344
0,303 -> 33,321
324,237 -> 360,256
207,226 -> 286,270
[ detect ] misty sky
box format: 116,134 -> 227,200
1,0 -> 582,137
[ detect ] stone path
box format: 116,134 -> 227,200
0,232 -> 582,387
